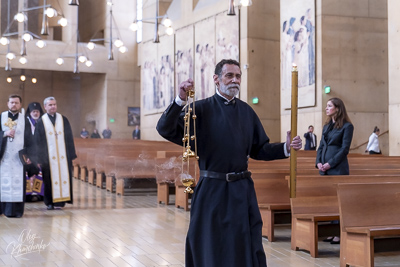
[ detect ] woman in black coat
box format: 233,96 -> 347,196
316,97 -> 354,244
316,97 -> 354,175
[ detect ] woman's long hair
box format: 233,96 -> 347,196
325,97 -> 352,129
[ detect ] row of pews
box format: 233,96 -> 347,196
73,138 -> 199,211
73,140 -> 400,266
250,150 -> 400,267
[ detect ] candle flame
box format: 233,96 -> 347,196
292,63 -> 298,72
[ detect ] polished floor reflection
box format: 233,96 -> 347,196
0,179 -> 399,266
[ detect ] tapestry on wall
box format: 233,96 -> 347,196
141,35 -> 175,114
175,26 -> 194,96
281,0 -> 316,109
157,35 -> 175,109
215,11 -> 239,63
195,17 -> 216,100
141,41 -> 158,114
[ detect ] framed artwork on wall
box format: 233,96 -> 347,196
128,107 -> 140,126
281,0 -> 316,109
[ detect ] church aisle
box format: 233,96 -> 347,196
0,180 -> 398,266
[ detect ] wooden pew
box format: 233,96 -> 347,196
252,173 -> 291,242
155,152 -> 182,205
294,173 -> 400,197
291,175 -> 400,258
115,153 -> 158,196
95,153 -> 106,189
337,183 -> 400,267
291,196 -> 339,257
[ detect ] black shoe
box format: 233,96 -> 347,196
330,237 -> 340,244
47,204 -> 54,210
323,236 -> 334,242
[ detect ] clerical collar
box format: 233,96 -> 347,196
216,90 -> 236,105
8,111 -> 19,120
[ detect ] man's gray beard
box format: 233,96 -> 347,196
219,84 -> 240,98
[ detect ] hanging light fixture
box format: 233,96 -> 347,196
87,0 -> 128,60
6,70 -> 37,84
14,12 -> 27,22
36,40 -> 46,48
22,33 -> 33,42
85,60 -> 93,67
240,0 -> 252,7
0,37 -> 10,45
165,27 -> 173,36
129,21 -> 138,32
19,57 -> 28,64
57,2 -> 90,72
130,0 -> 173,43
227,0 -> 235,15
58,17 -> 68,27
119,46 -> 128,53
41,0 -> 49,35
69,0 -> 79,6
45,7 -> 57,18
87,42 -> 95,50
6,52 -> 16,60
56,57 -> 64,65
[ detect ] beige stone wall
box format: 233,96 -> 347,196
388,0 -> 400,155
243,0 -> 282,142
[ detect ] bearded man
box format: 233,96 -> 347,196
157,59 -> 302,267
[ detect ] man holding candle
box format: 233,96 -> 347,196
157,59 -> 302,267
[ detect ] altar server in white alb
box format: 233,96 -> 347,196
34,97 -> 77,210
0,95 -> 36,217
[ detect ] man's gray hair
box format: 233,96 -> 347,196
44,96 -> 56,106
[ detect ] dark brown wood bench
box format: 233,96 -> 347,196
337,182 -> 400,267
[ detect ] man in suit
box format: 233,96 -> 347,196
132,125 -> 140,139
304,125 -> 317,150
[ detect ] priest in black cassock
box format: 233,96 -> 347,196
0,95 -> 36,218
157,59 -> 302,267
34,96 -> 77,210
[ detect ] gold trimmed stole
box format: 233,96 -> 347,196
42,113 -> 71,202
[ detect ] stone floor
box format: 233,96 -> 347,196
0,179 -> 399,266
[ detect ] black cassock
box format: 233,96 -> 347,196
0,112 -> 36,217
157,94 -> 287,267
34,114 -> 77,207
